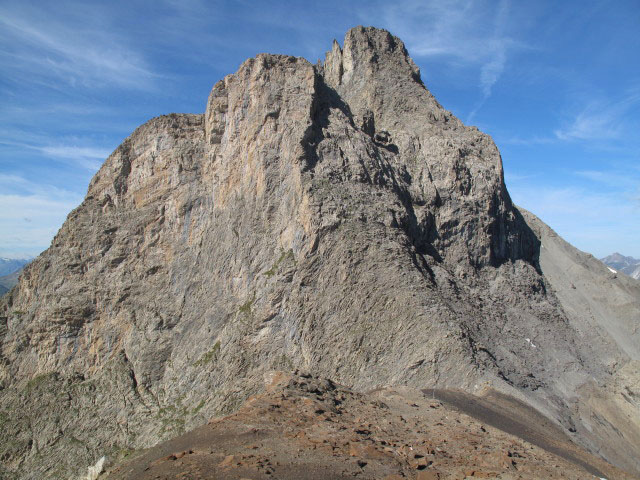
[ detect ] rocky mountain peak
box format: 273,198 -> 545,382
602,252 -> 637,265
322,27 -> 458,142
1,27 -> 639,479
601,252 -> 640,279
323,26 -> 421,87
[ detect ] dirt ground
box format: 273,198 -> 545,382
104,372 -> 634,480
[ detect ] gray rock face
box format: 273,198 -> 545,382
0,26 -> 638,479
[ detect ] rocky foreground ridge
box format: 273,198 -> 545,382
106,372 -> 633,480
1,27 -> 639,479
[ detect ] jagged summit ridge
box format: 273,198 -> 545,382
1,27 -> 639,479
323,26 -> 422,87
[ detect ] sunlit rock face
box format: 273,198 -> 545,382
1,26 -> 639,479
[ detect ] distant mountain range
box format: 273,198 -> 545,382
601,253 -> 640,280
0,257 -> 30,276
0,257 -> 30,295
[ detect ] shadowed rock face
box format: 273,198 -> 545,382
0,26 -> 638,479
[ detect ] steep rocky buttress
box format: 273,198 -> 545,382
1,27 -> 638,479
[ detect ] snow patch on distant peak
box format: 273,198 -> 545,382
607,267 -> 617,274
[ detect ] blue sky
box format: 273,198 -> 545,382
1,0 -> 639,259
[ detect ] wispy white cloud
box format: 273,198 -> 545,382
499,90 -> 640,148
367,0 -> 517,121
38,145 -> 110,171
574,169 -> 640,190
0,138 -> 110,171
556,110 -> 619,141
555,91 -> 640,141
376,0 -> 500,60
497,135 -> 556,146
0,2 -> 158,90
0,173 -> 82,200
0,174 -> 83,257
0,102 -> 116,118
480,46 -> 507,99
479,0 -> 510,100
504,172 -> 539,182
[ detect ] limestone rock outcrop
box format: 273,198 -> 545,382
1,27 -> 638,479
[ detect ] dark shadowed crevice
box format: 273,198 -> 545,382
301,71 -> 354,173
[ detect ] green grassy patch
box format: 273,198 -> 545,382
193,341 -> 220,367
263,249 -> 295,277
25,372 -> 57,392
192,400 -> 206,414
238,295 -> 255,315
